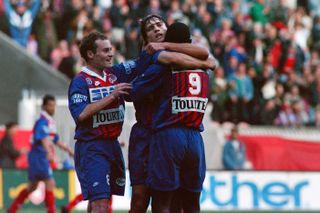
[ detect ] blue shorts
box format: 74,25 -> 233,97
128,123 -> 151,185
28,151 -> 53,182
74,140 -> 125,202
147,127 -> 206,192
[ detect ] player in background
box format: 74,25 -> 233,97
128,14 -> 216,212
7,95 -> 74,213
130,22 -> 213,213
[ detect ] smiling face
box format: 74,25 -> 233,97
144,17 -> 167,43
88,39 -> 113,69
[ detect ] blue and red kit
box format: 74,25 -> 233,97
28,111 -> 59,182
68,61 -> 137,201
131,60 -> 209,192
128,51 -> 160,185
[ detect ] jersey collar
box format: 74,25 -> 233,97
82,66 -> 107,82
40,111 -> 55,124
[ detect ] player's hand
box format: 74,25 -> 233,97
145,42 -> 165,54
68,149 -> 74,158
47,151 -> 54,161
206,56 -> 219,70
111,83 -> 132,98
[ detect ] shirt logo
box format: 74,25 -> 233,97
71,93 -> 88,104
89,86 -> 115,103
93,105 -> 125,128
95,81 -> 100,86
86,78 -> 92,85
172,96 -> 208,114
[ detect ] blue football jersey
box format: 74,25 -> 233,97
30,111 -> 59,155
130,51 -> 161,127
131,61 -> 209,130
68,61 -> 138,141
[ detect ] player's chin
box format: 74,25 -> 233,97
156,36 -> 165,43
105,61 -> 112,67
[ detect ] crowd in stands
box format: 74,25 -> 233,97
0,0 -> 320,127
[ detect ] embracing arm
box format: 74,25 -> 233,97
157,51 -> 217,70
145,42 -> 209,60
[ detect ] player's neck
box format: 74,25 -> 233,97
86,64 -> 104,78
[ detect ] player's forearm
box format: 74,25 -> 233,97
163,42 -> 209,60
159,52 -> 213,70
57,142 -> 74,157
78,95 -> 116,122
41,138 -> 54,160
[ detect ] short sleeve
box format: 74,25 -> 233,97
68,76 -> 90,123
53,134 -> 60,144
111,60 -> 139,83
34,119 -> 49,141
151,50 -> 163,64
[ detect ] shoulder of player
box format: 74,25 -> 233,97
35,116 -> 49,128
69,73 -> 89,87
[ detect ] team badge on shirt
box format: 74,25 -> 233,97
95,81 -> 100,86
108,74 -> 117,84
86,78 -> 92,85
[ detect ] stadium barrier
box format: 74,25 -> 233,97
1,98 -> 320,171
1,169 -> 320,211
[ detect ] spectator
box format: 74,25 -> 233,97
0,0 -> 319,127
0,122 -> 25,168
250,0 -> 269,25
210,66 -> 228,123
228,63 -> 254,123
222,126 -> 247,170
260,99 -> 278,125
3,0 -> 41,47
275,101 -> 299,127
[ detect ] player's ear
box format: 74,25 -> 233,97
87,50 -> 94,60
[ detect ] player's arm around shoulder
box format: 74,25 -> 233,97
145,42 -> 209,60
156,51 -> 218,71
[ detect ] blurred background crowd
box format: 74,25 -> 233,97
0,0 -> 320,127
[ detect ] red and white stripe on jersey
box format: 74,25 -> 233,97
170,70 -> 209,129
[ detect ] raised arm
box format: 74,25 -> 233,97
29,0 -> 41,19
145,42 -> 209,60
3,0 -> 13,16
157,51 -> 217,70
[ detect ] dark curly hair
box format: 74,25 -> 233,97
140,14 -> 167,43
